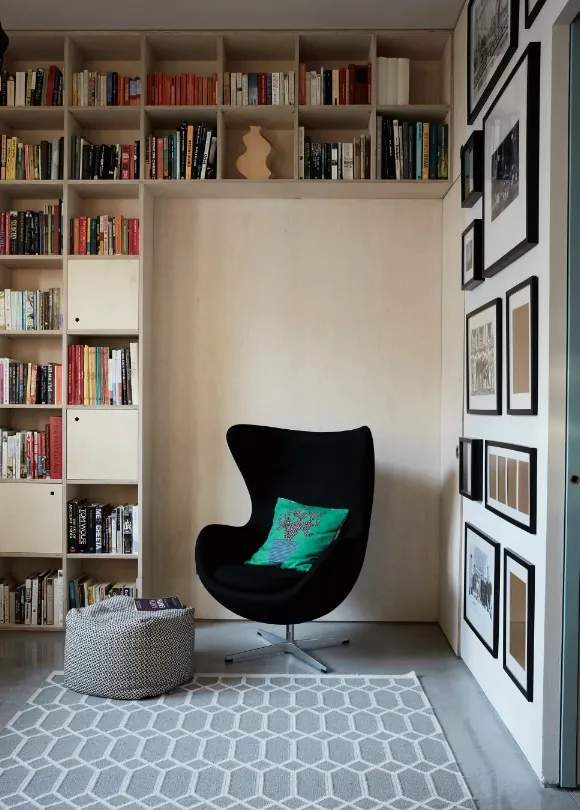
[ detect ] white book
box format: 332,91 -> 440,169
316,74 -> 322,106
393,119 -> 401,180
230,73 -> 236,105
289,71 -> 295,105
57,570 -> 63,626
284,74 -> 289,105
15,73 -> 25,106
298,126 -> 305,179
129,341 -> 139,405
377,57 -> 389,105
111,509 -> 117,554
397,58 -> 410,105
0,583 -> 4,623
386,58 -> 398,105
306,74 -> 311,105
242,74 -> 249,106
311,71 -> 317,104
3,289 -> 10,331
31,577 -> 39,625
272,72 -> 280,105
236,72 -> 242,106
132,505 -> 139,555
342,142 -> 354,180
0,291 -> 5,331
331,144 -> 338,179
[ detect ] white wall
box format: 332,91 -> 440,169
450,0 -> 572,781
151,198 -> 443,622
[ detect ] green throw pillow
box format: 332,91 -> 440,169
246,497 -> 349,572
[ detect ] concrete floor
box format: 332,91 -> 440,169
1,620 -> 578,810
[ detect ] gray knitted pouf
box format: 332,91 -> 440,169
64,595 -> 195,699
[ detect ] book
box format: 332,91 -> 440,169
135,597 -> 183,611
72,71 -> 140,107
397,58 -> 410,105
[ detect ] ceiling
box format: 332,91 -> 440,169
2,0 -> 465,32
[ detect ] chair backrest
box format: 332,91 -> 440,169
227,424 -> 375,545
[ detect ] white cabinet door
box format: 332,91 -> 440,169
67,410 -> 138,481
0,483 -> 62,554
68,259 -> 139,332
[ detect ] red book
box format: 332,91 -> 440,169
55,364 -> 62,405
340,68 -> 346,105
49,416 -> 62,480
40,433 -> 46,478
211,74 -> 217,105
259,73 -> 267,105
186,74 -> 192,104
299,63 -> 306,105
0,214 -> 5,255
202,76 -> 208,105
181,74 -> 187,105
67,345 -> 74,404
79,217 -> 87,255
124,77 -> 130,106
76,345 -> 83,405
121,145 -> 130,179
197,76 -> 202,105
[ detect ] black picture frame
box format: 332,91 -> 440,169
464,523 -> 500,658
467,0 -> 519,125
525,0 -> 547,28
461,131 -> 483,207
466,298 -> 502,415
506,276 -> 538,415
485,440 -> 537,533
459,438 -> 483,500
503,549 -> 535,701
483,42 -> 541,278
462,220 -> 483,291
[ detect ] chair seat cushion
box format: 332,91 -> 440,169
215,564 -> 304,593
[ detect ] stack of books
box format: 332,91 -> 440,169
377,118 -> 449,180
147,73 -> 217,105
224,72 -> 295,106
68,343 -> 139,406
69,215 -> 139,256
299,131 -> 371,180
0,203 -> 63,256
0,417 -> 62,479
69,577 -> 137,608
70,136 -> 140,180
145,124 -> 216,180
72,72 -> 141,106
0,288 -> 62,331
376,57 -> 410,105
0,571 -> 64,626
0,359 -> 63,405
1,136 -> 64,180
0,67 -> 63,107
68,500 -> 139,554
299,64 -> 371,105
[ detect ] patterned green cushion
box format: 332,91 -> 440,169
246,497 -> 349,572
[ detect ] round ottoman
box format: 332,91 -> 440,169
64,595 -> 195,699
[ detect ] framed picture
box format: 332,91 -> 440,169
525,0 -> 547,28
466,298 -> 502,415
485,440 -> 537,533
467,0 -> 519,125
504,549 -> 535,701
506,276 -> 538,415
462,220 -> 483,290
461,132 -> 483,207
459,438 -> 483,500
464,523 -> 500,657
483,43 -> 541,278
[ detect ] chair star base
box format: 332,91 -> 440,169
224,624 -> 349,673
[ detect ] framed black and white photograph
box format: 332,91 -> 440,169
461,131 -> 483,207
464,523 -> 500,658
459,438 -> 483,500
504,549 -> 535,701
462,220 -> 483,290
485,440 -> 537,533
525,0 -> 547,28
466,298 -> 502,415
467,0 -> 519,124
506,276 -> 538,415
483,43 -> 541,278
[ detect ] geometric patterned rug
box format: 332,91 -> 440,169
0,672 -> 475,810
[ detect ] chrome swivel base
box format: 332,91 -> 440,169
224,624 -> 349,673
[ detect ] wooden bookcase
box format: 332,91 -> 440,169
0,28 -> 452,629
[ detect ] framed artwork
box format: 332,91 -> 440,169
504,549 -> 535,701
459,438 -> 483,500
462,220 -> 483,290
506,276 -> 538,415
483,43 -> 541,278
466,298 -> 502,415
461,131 -> 483,207
467,0 -> 519,125
485,440 -> 537,533
464,523 -> 500,657
525,0 -> 547,28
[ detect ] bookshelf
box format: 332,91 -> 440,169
0,28 -> 452,629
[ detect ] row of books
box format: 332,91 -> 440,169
0,571 -> 64,626
68,499 -> 139,554
299,132 -> 371,180
0,360 -> 63,405
68,343 -> 139,406
69,577 -> 137,610
224,72 -> 295,106
145,125 -> 216,180
0,288 -> 62,332
298,64 -> 371,106
70,136 -> 140,181
71,72 -> 141,107
1,136 -> 64,181
0,204 -> 63,256
0,67 -> 64,107
377,118 -> 449,180
0,418 -> 62,479
376,57 -> 410,106
69,215 -> 140,256
147,73 -> 217,106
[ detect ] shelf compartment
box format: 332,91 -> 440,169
299,32 -> 373,63
223,33 -> 296,64
68,106 -> 141,131
299,105 -> 371,129
67,180 -> 141,200
0,256 -> 63,271
376,104 -> 450,124
67,408 -> 138,482
0,107 -> 64,130
222,106 -> 295,129
0,180 -> 64,200
68,257 -> 138,332
376,32 -> 451,107
144,105 -> 217,129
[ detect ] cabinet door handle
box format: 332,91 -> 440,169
50,491 -> 55,496
75,416 -> 79,422
75,317 -> 80,322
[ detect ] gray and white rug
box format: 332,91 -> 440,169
0,672 -> 475,810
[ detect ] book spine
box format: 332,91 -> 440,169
422,123 -> 430,180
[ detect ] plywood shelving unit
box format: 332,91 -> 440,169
0,28 -> 452,629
